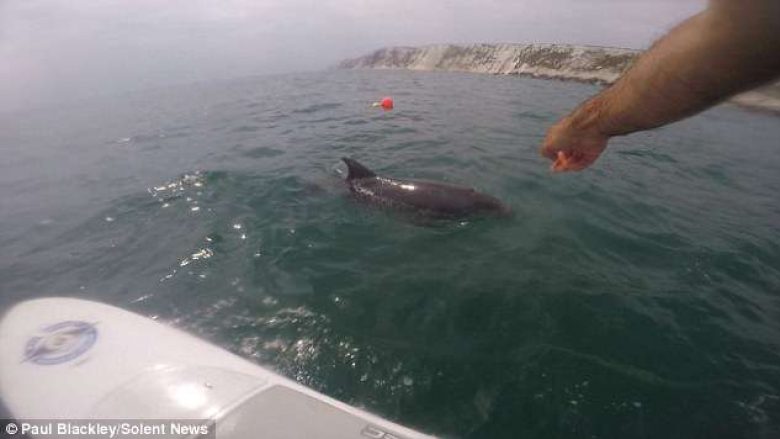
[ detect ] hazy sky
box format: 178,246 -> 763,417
1,0 -> 705,112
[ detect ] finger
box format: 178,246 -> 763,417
552,161 -> 572,172
561,155 -> 592,172
553,151 -> 591,172
551,151 -> 569,172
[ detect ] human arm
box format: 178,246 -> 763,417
540,0 -> 780,172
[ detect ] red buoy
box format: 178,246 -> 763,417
380,96 -> 394,110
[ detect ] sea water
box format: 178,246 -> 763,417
1,70 -> 779,438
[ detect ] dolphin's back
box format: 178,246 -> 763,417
372,178 -> 500,216
342,158 -> 509,219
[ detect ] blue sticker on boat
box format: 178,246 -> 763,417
24,321 -> 98,365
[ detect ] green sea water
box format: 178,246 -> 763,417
1,70 -> 779,438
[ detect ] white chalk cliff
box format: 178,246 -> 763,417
339,44 -> 780,113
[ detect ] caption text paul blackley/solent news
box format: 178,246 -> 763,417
5,420 -> 212,438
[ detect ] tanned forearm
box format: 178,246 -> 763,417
579,0 -> 780,136
541,0 -> 780,171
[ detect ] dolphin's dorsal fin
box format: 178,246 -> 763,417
342,157 -> 376,180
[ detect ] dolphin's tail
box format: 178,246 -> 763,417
342,157 -> 376,180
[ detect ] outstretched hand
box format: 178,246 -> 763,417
540,118 -> 609,172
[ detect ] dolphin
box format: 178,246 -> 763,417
342,157 -> 510,219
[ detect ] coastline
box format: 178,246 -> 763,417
339,44 -> 780,115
